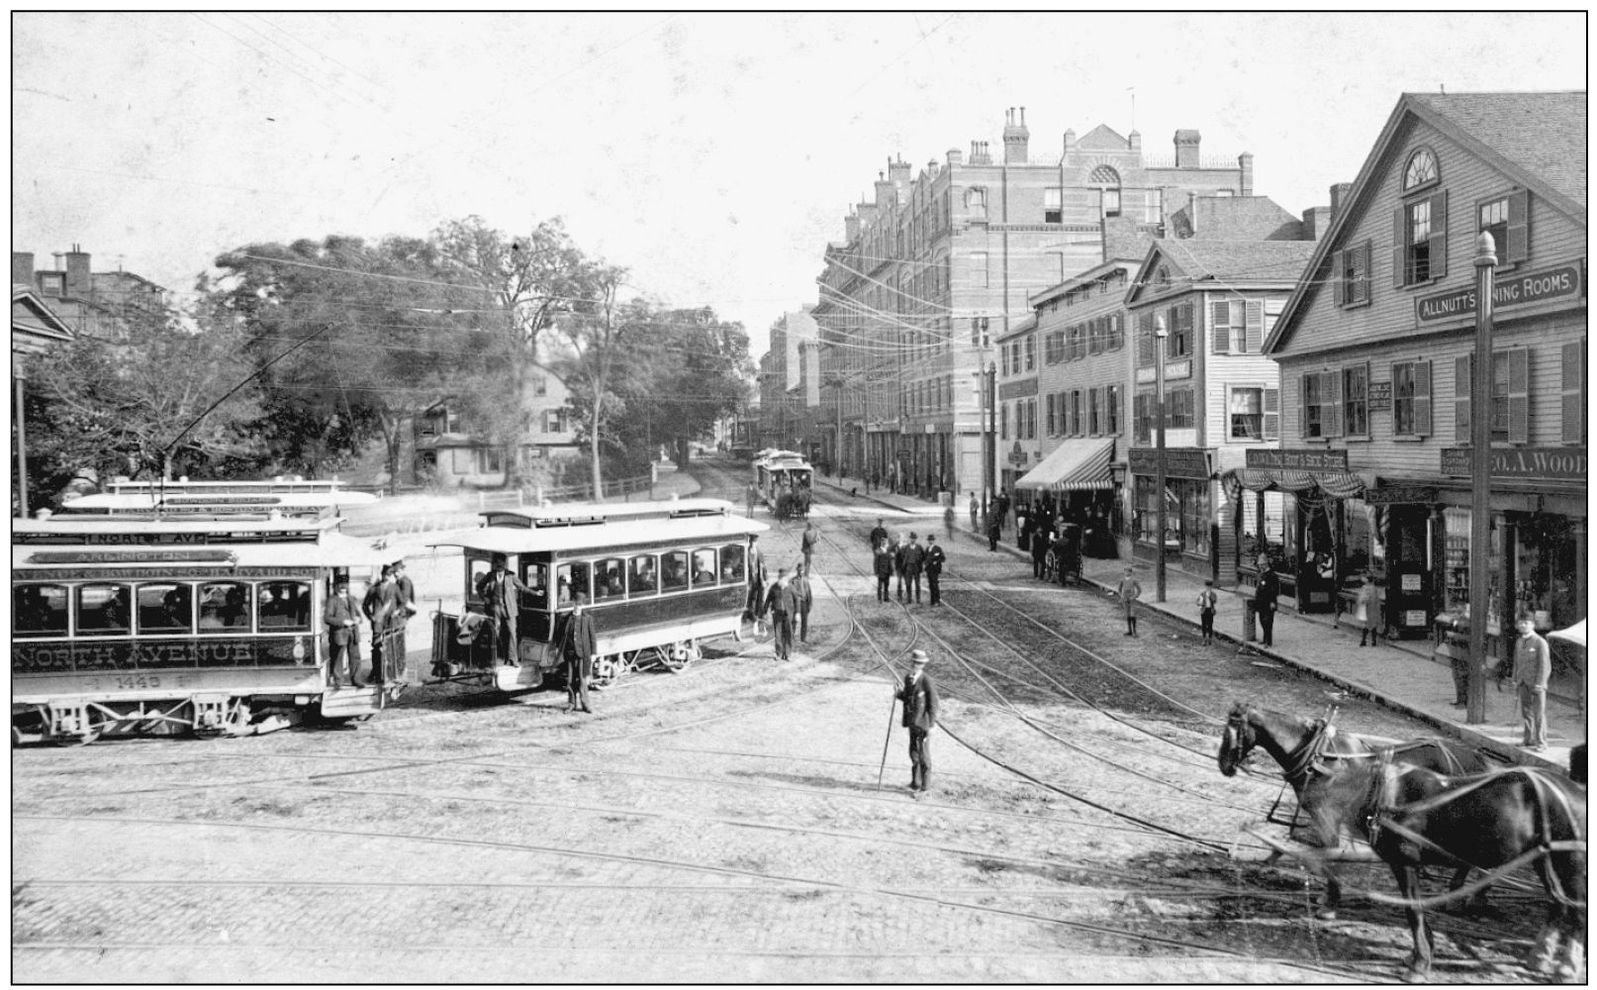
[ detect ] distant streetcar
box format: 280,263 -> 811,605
430,498 -> 769,689
12,480 -> 393,744
751,450 -> 813,520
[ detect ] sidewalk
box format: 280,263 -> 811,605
808,471 -> 1583,774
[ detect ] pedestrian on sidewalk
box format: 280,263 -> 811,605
968,492 -> 979,531
766,569 -> 796,660
901,532 -> 925,604
1030,522 -> 1049,579
746,535 -> 769,636
925,534 -> 945,606
746,481 -> 759,517
792,563 -> 813,644
892,532 -> 908,601
986,511 -> 1001,552
995,489 -> 1010,534
1254,559 -> 1280,647
800,520 -> 819,575
1115,567 -> 1142,637
1197,580 -> 1217,644
1355,574 -> 1382,647
1513,615 -> 1550,751
943,503 -> 955,540
896,650 -> 939,793
873,538 -> 894,603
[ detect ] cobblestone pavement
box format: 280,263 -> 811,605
12,463 -> 1571,983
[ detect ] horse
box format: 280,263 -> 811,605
1303,757 -> 1586,982
1217,702 -> 1489,918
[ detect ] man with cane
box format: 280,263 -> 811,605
883,650 -> 939,795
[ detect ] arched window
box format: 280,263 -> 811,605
1090,165 -> 1122,218
1403,147 -> 1439,193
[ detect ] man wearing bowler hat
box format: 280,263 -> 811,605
896,650 -> 940,794
559,593 -> 597,714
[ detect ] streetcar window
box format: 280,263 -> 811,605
75,583 -> 132,637
467,556 -> 492,602
198,582 -> 253,633
13,583 -> 68,638
257,581 -> 311,631
594,557 -> 626,600
720,544 -> 746,583
627,554 -> 658,596
137,583 -> 194,634
692,548 -> 717,586
555,562 -> 590,606
660,551 -> 689,591
519,562 -> 548,612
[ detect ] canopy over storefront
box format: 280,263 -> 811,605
1014,438 -> 1115,492
1222,467 -> 1366,501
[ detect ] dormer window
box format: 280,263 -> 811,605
1403,147 -> 1439,193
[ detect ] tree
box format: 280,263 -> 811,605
432,216 -> 606,487
210,236 -> 473,491
23,301 -> 264,494
545,266 -> 633,498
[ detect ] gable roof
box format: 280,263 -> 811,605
1171,195 -> 1306,241
1126,239 -> 1317,306
12,284 -> 76,346
1076,124 -> 1129,151
1264,90 -> 1587,355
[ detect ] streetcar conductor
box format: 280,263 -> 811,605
559,592 -> 597,714
896,650 -> 939,794
325,577 -> 362,689
476,554 -> 529,667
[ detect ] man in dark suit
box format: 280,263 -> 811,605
896,650 -> 939,794
475,554 -> 529,666
766,568 -> 797,660
869,518 -> 888,550
558,593 -> 597,714
791,563 -> 813,644
900,532 -> 925,604
925,534 -> 946,606
1254,558 -> 1280,647
324,578 -> 362,688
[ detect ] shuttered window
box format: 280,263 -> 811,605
1455,354 -> 1472,443
1301,371 -> 1338,438
1562,341 -> 1585,445
1323,369 -> 1343,438
1244,300 -> 1264,353
1394,191 -> 1448,287
1088,387 -> 1102,435
1495,347 -> 1530,445
1070,390 -> 1083,436
1337,240 -> 1373,307
1046,393 -> 1057,435
1166,303 -> 1194,358
1211,300 -> 1235,354
1108,312 -> 1125,350
1168,388 -> 1195,430
1137,312 -> 1155,366
1262,387 -> 1280,440
1342,363 -> 1370,437
1106,385 -> 1120,435
1133,392 -> 1149,442
1391,360 -> 1432,437
1478,190 -> 1530,267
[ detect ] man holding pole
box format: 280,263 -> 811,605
895,650 -> 939,794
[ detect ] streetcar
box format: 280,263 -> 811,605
11,484 -> 394,745
751,449 -> 813,519
429,498 -> 769,690
60,475 -> 379,516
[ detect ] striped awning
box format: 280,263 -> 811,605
1224,468 -> 1366,500
1014,438 -> 1115,492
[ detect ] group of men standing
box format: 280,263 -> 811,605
868,519 -> 946,606
326,559 -> 415,689
745,531 -> 814,662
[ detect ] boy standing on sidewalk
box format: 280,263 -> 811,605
1197,580 -> 1217,644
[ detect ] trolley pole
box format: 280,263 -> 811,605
1466,233 -> 1497,725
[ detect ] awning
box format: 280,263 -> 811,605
1223,468 -> 1366,500
1014,438 -> 1115,492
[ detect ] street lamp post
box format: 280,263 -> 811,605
1467,233 -> 1497,725
14,366 -> 28,518
1153,316 -> 1169,603
985,360 -> 997,518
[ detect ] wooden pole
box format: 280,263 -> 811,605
1467,232 -> 1497,725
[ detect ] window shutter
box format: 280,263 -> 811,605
1112,312 -> 1124,350
1244,300 -> 1263,353
1298,373 -> 1310,439
1428,190 -> 1448,279
1414,359 -> 1432,436
1263,387 -> 1280,440
1393,207 -> 1407,288
1332,251 -> 1346,307
1211,300 -> 1229,353
1137,313 -> 1153,366
1324,370 -> 1343,437
1562,340 -> 1585,444
1505,189 -> 1529,265
1454,354 -> 1471,443
1357,241 -> 1373,303
1134,393 -> 1146,442
1507,347 -> 1529,444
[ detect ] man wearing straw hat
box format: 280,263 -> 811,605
896,650 -> 940,794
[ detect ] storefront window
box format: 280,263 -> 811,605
1443,508 -> 1505,635
1135,476 -> 1208,555
1344,498 -> 1375,579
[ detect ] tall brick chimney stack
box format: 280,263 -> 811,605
64,245 -> 91,298
1003,106 -> 1030,163
946,147 -> 963,167
1173,129 -> 1201,169
1238,152 -> 1254,196
844,207 -> 859,243
1329,182 -> 1355,220
874,171 -> 893,209
887,154 -> 911,185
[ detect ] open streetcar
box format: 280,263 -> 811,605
430,498 -> 768,690
11,482 -> 394,745
751,449 -> 813,520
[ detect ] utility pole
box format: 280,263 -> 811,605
1467,232 -> 1497,725
13,367 -> 28,518
1154,315 -> 1170,602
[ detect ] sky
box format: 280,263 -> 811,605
11,12 -> 1588,358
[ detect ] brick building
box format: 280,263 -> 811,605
11,248 -> 168,340
1260,91 -> 1586,659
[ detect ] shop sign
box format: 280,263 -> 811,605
1128,447 -> 1212,479
1363,483 -> 1437,505
1415,263 -> 1583,323
1401,574 -> 1423,592
1135,367 -> 1157,385
1439,446 -> 1587,482
1367,381 -> 1392,411
1164,360 -> 1192,381
1404,610 -> 1428,627
1008,441 -> 1027,466
1245,448 -> 1349,471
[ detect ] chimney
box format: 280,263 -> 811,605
1003,106 -> 1030,163
844,208 -> 860,243
1329,182 -> 1354,220
970,141 -> 992,166
64,244 -> 91,298
946,147 -> 963,167
874,171 -> 893,209
887,155 -> 911,184
1062,129 -> 1076,157
1301,206 -> 1332,241
1238,151 -> 1254,196
12,252 -> 34,286
1128,129 -> 1142,153
1173,129 -> 1201,169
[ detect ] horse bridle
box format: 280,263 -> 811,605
1222,706 -> 1256,769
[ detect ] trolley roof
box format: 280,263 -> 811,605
12,521 -> 388,572
479,497 -> 740,528
433,511 -> 769,557
59,491 -> 377,517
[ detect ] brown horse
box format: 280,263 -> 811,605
1217,702 -> 1488,918
1303,758 -> 1586,982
